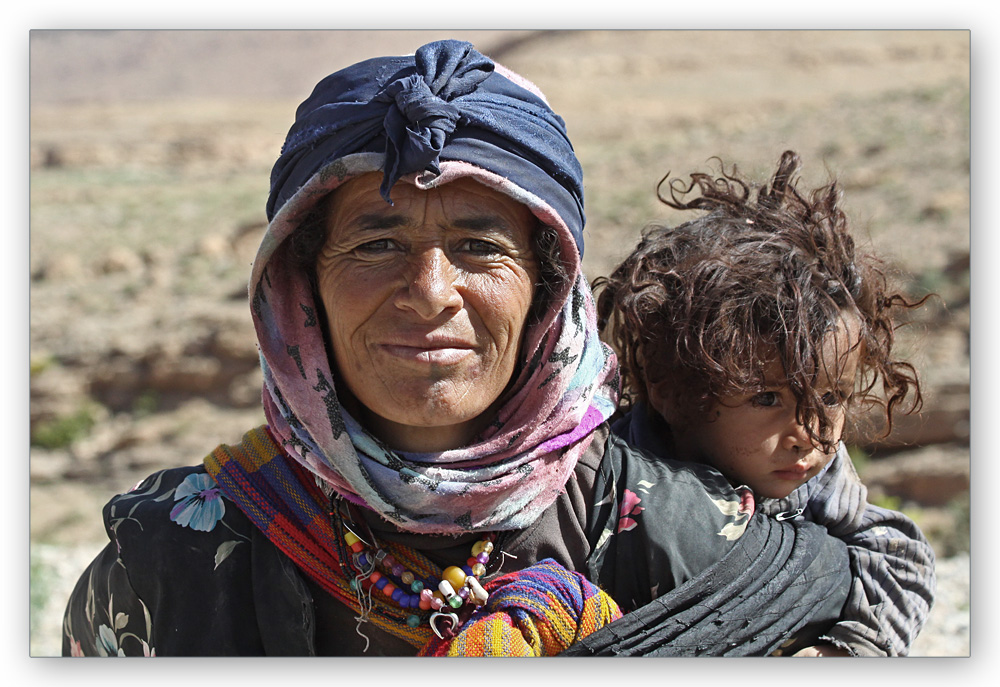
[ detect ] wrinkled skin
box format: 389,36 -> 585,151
315,173 -> 539,453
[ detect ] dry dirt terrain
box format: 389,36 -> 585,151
28,30 -> 970,656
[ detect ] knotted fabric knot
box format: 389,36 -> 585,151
376,74 -> 462,201
266,39 -> 587,254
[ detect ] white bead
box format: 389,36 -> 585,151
465,576 -> 489,606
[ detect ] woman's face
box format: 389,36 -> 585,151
315,173 -> 539,452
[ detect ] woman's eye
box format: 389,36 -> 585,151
356,239 -> 396,253
751,391 -> 780,408
460,239 -> 504,258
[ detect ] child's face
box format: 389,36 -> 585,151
649,315 -> 861,499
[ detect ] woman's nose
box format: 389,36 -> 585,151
397,248 -> 462,318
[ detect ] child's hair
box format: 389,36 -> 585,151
594,150 -> 924,451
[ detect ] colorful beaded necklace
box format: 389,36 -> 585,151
330,495 -> 497,640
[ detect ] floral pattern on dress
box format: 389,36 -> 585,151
710,486 -> 755,541
63,466 -> 250,656
617,488 -> 645,533
170,472 -> 225,532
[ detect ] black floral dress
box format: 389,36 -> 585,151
62,424 -> 848,656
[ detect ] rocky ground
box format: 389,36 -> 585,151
28,30 -> 970,656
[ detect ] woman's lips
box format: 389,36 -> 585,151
380,343 -> 474,365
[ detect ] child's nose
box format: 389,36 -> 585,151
782,418 -> 815,452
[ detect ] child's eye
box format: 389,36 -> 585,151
751,391 -> 780,408
821,391 -> 850,407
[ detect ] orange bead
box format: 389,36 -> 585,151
349,542 -> 364,553
382,583 -> 396,597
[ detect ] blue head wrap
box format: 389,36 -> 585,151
266,39 -> 586,256
237,40 -> 618,536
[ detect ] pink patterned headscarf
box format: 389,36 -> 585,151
249,43 -> 618,535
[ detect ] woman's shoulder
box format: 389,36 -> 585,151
102,462 -> 256,566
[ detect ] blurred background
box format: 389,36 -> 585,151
28,30 -> 970,656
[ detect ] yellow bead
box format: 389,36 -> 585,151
472,539 -> 494,555
344,532 -> 360,546
471,563 -> 486,577
442,566 -> 467,589
401,571 -> 415,585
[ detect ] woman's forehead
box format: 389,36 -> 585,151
325,173 -> 537,232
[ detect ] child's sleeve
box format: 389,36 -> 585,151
759,444 -> 936,656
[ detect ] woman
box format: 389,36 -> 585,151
62,40 -> 850,657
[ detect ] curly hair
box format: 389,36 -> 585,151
594,150 -> 924,451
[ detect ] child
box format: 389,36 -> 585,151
595,150 -> 935,656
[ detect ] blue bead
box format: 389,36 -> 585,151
391,588 -> 404,602
461,565 -> 473,576
375,577 -> 388,590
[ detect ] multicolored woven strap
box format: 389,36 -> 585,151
418,558 -> 622,657
204,425 -> 436,648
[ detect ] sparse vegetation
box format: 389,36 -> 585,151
31,405 -> 98,449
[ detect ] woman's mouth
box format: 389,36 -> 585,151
380,343 -> 474,365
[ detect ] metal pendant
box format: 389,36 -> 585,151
429,610 -> 460,640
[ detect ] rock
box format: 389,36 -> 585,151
846,383 -> 970,451
860,444 -> 969,507
32,254 -> 85,281
97,246 -> 145,276
909,554 -> 970,657
147,355 -> 223,394
195,233 -> 231,259
30,363 -> 91,426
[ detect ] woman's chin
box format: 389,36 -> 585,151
358,398 -> 494,453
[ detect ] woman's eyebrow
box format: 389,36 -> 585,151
354,213 -> 412,231
451,215 -> 512,233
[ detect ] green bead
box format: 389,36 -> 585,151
411,580 -> 424,593
406,614 -> 421,628
349,578 -> 358,591
448,595 -> 464,609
